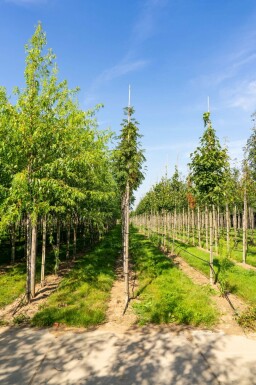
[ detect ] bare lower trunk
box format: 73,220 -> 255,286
73,218 -> 77,259
41,215 -> 47,287
124,182 -> 130,305
209,210 -> 214,285
30,220 -> 37,299
205,205 -> 209,250
11,223 -> 16,264
213,205 -> 218,254
197,207 -> 201,248
26,216 -> 31,303
66,220 -> 70,259
55,217 -> 61,274
233,205 -> 237,246
243,188 -> 247,264
226,203 -> 230,256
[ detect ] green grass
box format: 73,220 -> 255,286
0,264 -> 26,307
32,227 -> 120,327
0,235 -> 92,309
170,238 -> 256,306
172,227 -> 256,267
130,228 -> 218,327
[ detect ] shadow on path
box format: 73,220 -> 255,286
0,326 -> 256,385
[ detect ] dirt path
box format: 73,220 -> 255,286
99,257 -> 139,333
169,253 -> 250,336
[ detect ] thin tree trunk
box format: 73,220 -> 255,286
197,206 -> 201,248
11,223 -> 16,264
123,182 -> 130,304
26,216 -> 31,303
213,205 -> 218,254
226,203 -> 230,257
192,208 -> 195,246
55,217 -> 61,274
187,207 -> 190,243
41,215 -> 47,287
205,205 -> 209,250
73,218 -> 77,259
209,210 -> 214,285
233,205 -> 237,247
66,220 -> 70,259
243,188 -> 247,264
30,220 -> 37,299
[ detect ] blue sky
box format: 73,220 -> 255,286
1,0 -> 256,204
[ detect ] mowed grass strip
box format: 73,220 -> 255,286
131,228 -> 218,327
0,238 -> 90,309
32,227 -> 120,327
0,264 -> 26,308
172,239 -> 256,306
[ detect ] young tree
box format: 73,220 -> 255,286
189,112 -> 230,283
114,104 -> 145,305
189,112 -> 229,205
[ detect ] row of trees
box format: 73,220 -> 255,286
0,23 -> 145,304
134,111 -> 256,271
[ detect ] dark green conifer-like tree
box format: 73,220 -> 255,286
114,105 -> 145,305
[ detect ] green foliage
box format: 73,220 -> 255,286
135,166 -> 186,214
0,22 -> 119,238
189,112 -> 230,205
246,111 -> 256,182
114,106 -> 145,196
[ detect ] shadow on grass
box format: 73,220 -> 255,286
130,227 -> 218,327
31,227 -> 122,328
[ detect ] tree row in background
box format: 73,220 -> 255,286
134,110 -> 256,276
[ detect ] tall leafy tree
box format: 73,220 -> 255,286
189,112 -> 229,205
114,105 -> 145,305
0,23 -> 119,301
189,112 -> 229,283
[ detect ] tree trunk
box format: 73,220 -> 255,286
26,216 -> 31,303
243,188 -> 247,264
41,215 -> 47,287
11,223 -> 16,264
213,205 -> 218,254
187,207 -> 190,243
73,218 -> 77,259
197,206 -> 201,248
205,205 -> 209,250
30,220 -> 37,298
66,220 -> 71,259
55,217 -> 61,274
209,210 -> 214,285
226,203 -> 230,257
233,205 -> 237,247
123,182 -> 130,305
